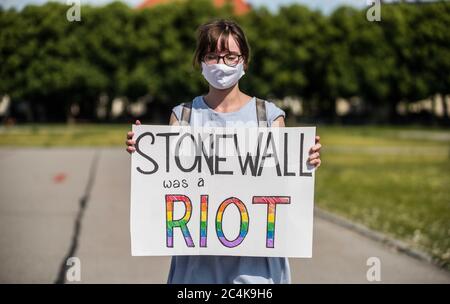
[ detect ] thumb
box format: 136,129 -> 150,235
135,120 -> 141,125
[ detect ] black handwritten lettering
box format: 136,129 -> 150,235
174,133 -> 201,173
135,132 -> 159,174
214,134 -> 233,175
156,132 -> 180,172
257,132 -> 282,176
299,133 -> 312,177
283,132 -> 295,176
134,130 -> 313,178
234,132 -> 263,176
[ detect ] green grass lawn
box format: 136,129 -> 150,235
1,123 -> 449,269
315,126 -> 450,269
0,124 -> 130,147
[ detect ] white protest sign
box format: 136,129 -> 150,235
130,125 -> 316,257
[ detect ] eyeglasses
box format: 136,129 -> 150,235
203,53 -> 243,67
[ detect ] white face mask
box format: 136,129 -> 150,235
201,62 -> 245,90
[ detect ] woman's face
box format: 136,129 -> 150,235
205,34 -> 246,70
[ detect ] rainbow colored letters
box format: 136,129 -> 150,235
165,195 -> 290,249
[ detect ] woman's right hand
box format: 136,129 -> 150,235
126,120 -> 141,154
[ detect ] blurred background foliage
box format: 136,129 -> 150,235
0,0 -> 449,125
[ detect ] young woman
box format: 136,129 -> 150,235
126,19 -> 321,284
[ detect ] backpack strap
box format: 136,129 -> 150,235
180,102 -> 192,126
255,98 -> 268,127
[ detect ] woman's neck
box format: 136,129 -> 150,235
203,85 -> 251,113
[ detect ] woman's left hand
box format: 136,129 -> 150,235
308,136 -> 321,168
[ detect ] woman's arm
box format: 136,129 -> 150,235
272,116 -> 321,168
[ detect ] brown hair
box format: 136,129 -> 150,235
193,19 -> 251,70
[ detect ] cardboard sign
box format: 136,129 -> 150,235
130,125 -> 316,257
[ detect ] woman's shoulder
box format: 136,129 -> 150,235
258,98 -> 286,125
171,96 -> 202,121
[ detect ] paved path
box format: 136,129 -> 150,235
0,148 -> 449,283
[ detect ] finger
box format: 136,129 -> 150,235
309,159 -> 321,166
136,120 -> 141,125
126,139 -> 135,146
126,146 -> 136,153
127,131 -> 134,139
310,143 -> 322,153
315,159 -> 321,168
308,152 -> 320,161
315,135 -> 320,144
